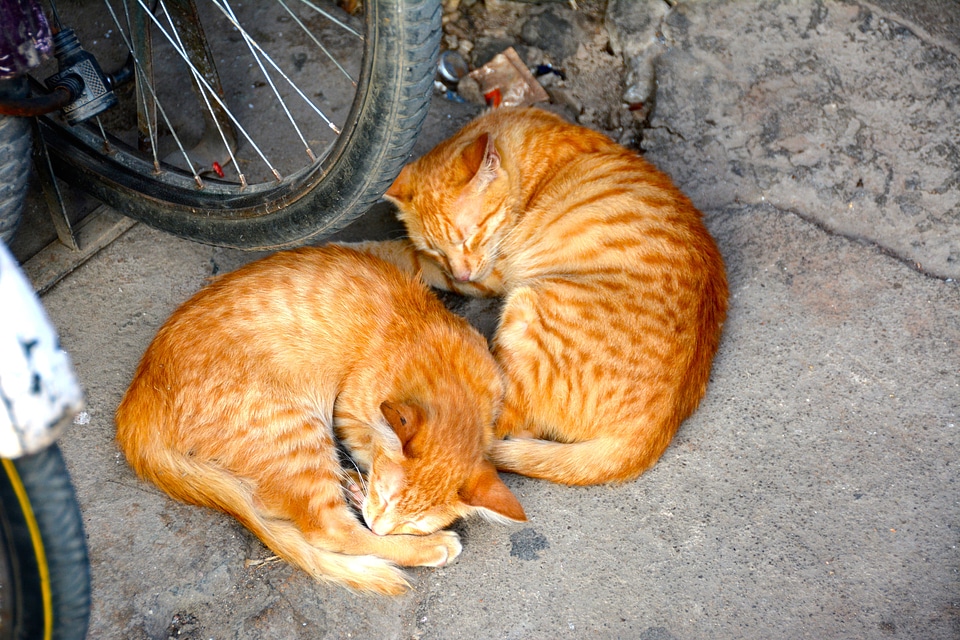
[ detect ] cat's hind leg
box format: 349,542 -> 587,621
492,390 -> 539,440
489,283 -> 674,484
491,284 -> 553,441
258,512 -> 414,595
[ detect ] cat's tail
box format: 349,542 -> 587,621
488,431 -> 672,486
130,448 -> 412,595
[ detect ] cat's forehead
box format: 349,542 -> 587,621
409,198 -> 465,245
394,458 -> 465,509
409,187 -> 484,243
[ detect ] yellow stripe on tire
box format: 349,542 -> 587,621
2,457 -> 53,640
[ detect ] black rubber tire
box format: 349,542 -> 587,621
0,445 -> 90,640
0,79 -> 33,245
36,0 -> 441,250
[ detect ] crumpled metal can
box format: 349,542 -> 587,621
438,50 -> 470,87
467,47 -> 549,109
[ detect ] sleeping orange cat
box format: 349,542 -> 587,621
350,107 -> 728,486
115,245 -> 525,595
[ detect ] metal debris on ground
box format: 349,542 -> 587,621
464,46 -> 549,108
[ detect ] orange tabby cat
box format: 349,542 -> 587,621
349,106 -> 728,486
115,245 -> 525,595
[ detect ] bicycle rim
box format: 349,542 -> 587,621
34,0 -> 440,249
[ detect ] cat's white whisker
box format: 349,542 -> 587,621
244,555 -> 282,568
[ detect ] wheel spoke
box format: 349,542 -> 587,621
102,0 -> 206,187
99,0 -> 358,185
277,0 -> 356,86
208,0 -> 341,135
157,0 -> 249,184
220,0 -> 316,163
119,0 -> 159,170
133,0 -> 282,182
93,116 -> 112,154
293,0 -> 363,39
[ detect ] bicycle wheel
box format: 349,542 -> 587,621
0,79 -> 33,245
33,0 -> 441,250
0,445 -> 90,640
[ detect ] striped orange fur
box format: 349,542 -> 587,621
115,245 -> 525,595
351,107 -> 728,485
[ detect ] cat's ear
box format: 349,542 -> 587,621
460,460 -> 527,523
380,401 -> 421,454
384,165 -> 413,204
462,133 -> 500,192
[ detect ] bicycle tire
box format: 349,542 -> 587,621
36,0 -> 441,250
0,79 -> 33,245
0,445 -> 90,640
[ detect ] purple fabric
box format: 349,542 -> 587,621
0,0 -> 52,79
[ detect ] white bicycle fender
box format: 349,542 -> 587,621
0,242 -> 84,458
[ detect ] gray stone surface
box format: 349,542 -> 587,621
605,0 -> 669,58
606,0 -> 670,105
640,1 -> 960,280
520,8 -> 582,62
23,0 -> 960,638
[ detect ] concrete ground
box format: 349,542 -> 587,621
18,0 -> 960,638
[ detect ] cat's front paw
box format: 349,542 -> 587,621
418,530 -> 462,567
339,469 -> 367,511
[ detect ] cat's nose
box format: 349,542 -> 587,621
451,264 -> 474,281
448,256 -> 473,281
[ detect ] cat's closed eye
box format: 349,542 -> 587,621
422,247 -> 446,262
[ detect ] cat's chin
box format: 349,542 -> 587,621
463,263 -> 493,284
364,508 -> 405,536
368,517 -> 419,537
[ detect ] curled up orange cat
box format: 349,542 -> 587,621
115,245 -> 526,595
349,106 -> 729,486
